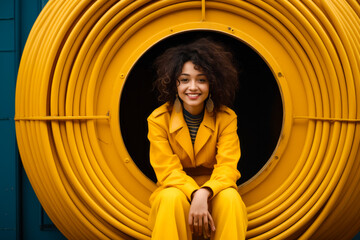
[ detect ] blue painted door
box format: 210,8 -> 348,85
0,0 -> 65,239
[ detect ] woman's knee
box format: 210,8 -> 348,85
213,188 -> 241,205
155,187 -> 189,207
212,188 -> 248,230
212,188 -> 247,221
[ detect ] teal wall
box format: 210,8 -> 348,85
0,0 -> 17,238
0,0 -> 65,239
0,0 -> 359,239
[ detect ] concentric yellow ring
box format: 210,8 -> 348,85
15,1 -> 360,239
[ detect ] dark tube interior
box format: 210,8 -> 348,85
120,31 -> 283,185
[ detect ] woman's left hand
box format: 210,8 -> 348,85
188,188 -> 216,238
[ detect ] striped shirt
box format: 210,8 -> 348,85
183,108 -> 204,144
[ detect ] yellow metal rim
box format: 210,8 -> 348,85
15,1 -> 360,239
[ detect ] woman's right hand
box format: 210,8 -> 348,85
188,188 -> 216,238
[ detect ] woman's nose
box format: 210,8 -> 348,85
189,79 -> 197,90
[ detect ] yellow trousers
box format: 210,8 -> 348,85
148,187 -> 248,240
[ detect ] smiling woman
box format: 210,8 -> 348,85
146,37 -> 247,239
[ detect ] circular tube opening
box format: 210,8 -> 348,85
120,31 -> 283,184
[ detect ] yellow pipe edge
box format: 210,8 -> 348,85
15,0 -> 360,239
16,0 -> 106,238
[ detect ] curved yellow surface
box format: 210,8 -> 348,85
15,0 -> 360,239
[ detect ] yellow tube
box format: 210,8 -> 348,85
15,0 -> 360,239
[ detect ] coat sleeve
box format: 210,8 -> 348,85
147,117 -> 199,200
202,114 -> 241,198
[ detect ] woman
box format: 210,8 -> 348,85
147,38 -> 247,240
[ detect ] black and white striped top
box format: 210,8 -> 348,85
183,108 -> 204,145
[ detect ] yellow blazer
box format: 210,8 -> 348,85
147,102 -> 241,203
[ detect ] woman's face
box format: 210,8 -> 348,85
177,61 -> 209,115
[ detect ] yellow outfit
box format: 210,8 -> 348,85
147,102 -> 247,240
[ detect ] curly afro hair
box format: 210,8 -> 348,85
153,37 -> 239,112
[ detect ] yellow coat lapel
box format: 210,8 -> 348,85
194,109 -> 215,157
169,107 -> 195,164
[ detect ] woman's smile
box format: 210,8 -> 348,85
186,93 -> 201,100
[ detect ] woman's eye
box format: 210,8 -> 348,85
198,78 -> 207,82
179,78 -> 189,82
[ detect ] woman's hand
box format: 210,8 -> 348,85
188,188 -> 216,238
